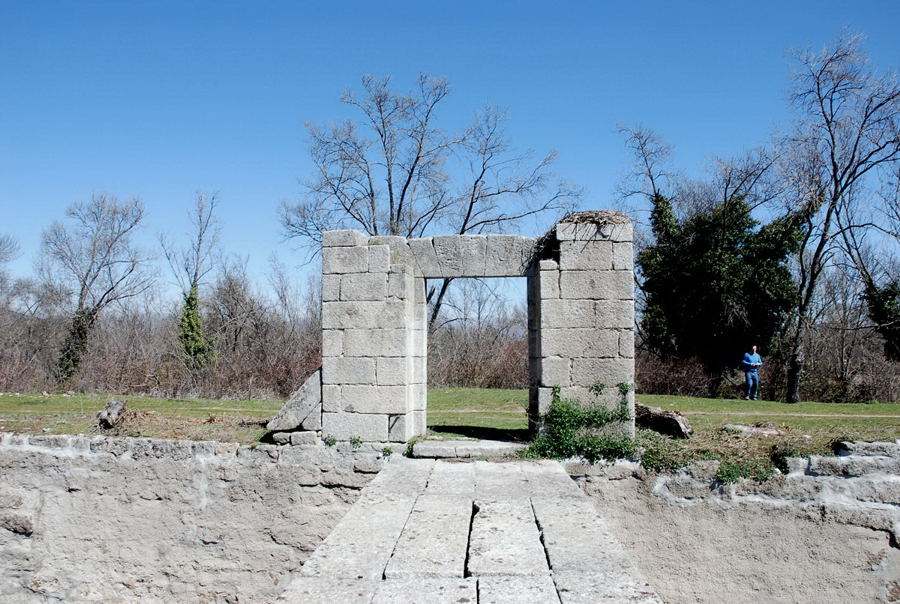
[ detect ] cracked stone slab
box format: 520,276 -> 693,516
478,575 -> 561,604
383,495 -> 472,578
531,497 -> 635,574
466,498 -> 550,577
422,460 -> 476,497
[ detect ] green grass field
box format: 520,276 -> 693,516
1,389 -> 897,456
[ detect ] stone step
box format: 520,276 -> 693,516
836,441 -> 900,458
281,458 -> 660,602
412,439 -> 526,459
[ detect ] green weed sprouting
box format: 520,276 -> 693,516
323,435 -> 337,447
349,435 -> 363,449
525,381 -> 634,463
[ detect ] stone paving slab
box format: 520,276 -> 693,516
412,439 -> 526,459
283,458 -> 660,602
474,460 -> 531,499
531,497 -> 634,573
298,493 -> 418,580
371,577 -> 477,603
383,494 -> 472,579
478,575 -> 561,604
422,459 -> 475,496
522,459 -> 585,499
554,571 -> 662,603
279,576 -> 376,603
466,498 -> 550,577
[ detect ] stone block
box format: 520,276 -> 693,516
369,236 -> 414,266
559,240 -> 613,271
322,330 -> 342,357
343,329 -> 409,357
595,299 -> 634,328
556,214 -> 632,242
539,259 -> 559,271
322,412 -> 389,442
414,278 -> 426,303
387,265 -> 411,299
340,272 -> 387,301
367,245 -> 391,273
410,385 -> 427,411
612,242 -> 634,270
387,414 -> 411,442
267,368 -> 322,431
540,299 -> 596,328
433,235 -> 488,277
619,329 -> 635,358
323,230 -> 367,247
411,329 -> 427,357
322,274 -> 341,301
322,385 -> 341,412
410,409 -> 427,435
538,268 -> 559,299
322,300 -> 408,329
271,431 -> 291,445
571,357 -> 634,388
341,385 -> 407,414
322,357 -> 376,385
377,357 -> 407,385
541,328 -> 618,358
538,356 -> 571,387
323,246 -> 368,274
483,234 -> 535,276
559,270 -> 634,300
290,431 -> 319,446
408,237 -> 442,277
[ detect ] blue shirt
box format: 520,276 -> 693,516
742,352 -> 762,372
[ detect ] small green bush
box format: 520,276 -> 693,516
715,459 -> 774,484
525,383 -> 634,463
349,436 -> 363,449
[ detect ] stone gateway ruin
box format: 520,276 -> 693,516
269,210 -> 636,443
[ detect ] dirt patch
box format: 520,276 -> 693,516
586,477 -> 900,603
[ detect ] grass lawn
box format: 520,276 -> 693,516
2,389 -> 897,468
0,393 -> 282,444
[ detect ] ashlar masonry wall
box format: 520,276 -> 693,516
317,210 -> 635,444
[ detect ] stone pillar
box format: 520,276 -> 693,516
320,231 -> 420,443
530,212 -> 635,436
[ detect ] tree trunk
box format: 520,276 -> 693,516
56,307 -> 98,382
427,277 -> 454,330
786,333 -> 804,404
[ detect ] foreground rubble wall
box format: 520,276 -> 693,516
0,433 -> 384,602
568,447 -> 900,603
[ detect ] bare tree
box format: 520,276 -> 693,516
0,234 -> 19,265
41,194 -> 152,381
780,34 -> 900,402
161,193 -> 221,293
281,74 -> 579,326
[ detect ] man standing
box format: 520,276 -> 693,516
741,345 -> 763,400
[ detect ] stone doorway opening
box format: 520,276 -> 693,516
426,277 -> 530,443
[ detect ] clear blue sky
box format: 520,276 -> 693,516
2,1 -> 899,292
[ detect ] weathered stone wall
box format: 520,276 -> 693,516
529,212 -> 636,434
0,432 -> 384,602
314,211 -> 636,443
568,445 -> 900,603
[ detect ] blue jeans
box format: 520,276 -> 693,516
745,371 -> 759,400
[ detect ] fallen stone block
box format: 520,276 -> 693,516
635,402 -> 692,438
267,368 -> 322,431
